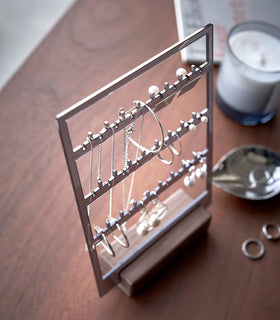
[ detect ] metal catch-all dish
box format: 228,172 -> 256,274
212,145 -> 280,200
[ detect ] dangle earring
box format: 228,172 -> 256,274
90,130 -> 116,256
136,211 -> 160,237
84,132 -> 94,252
97,134 -> 102,187
108,125 -> 116,222
125,113 -> 145,212
150,192 -> 168,220
148,213 -> 161,228
196,163 -> 207,178
184,171 -> 196,187
136,201 -> 151,236
136,194 -> 165,237
122,121 -> 131,215
108,125 -> 129,248
87,132 -> 94,217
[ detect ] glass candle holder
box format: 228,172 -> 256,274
216,21 -> 280,125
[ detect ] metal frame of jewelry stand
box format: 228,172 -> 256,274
56,24 -> 213,297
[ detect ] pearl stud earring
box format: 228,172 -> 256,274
148,85 -> 160,99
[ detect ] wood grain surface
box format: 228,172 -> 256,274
0,0 -> 279,319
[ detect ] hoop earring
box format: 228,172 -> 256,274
158,144 -> 174,165
112,223 -> 129,248
184,171 -> 196,187
125,100 -> 164,154
105,126 -> 129,248
95,226 -> 115,257
170,132 -> 182,156
196,163 -> 207,178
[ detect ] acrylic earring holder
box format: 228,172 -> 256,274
56,24 -> 213,297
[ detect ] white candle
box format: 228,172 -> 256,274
216,21 -> 280,125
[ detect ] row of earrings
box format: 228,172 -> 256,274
157,120 -> 208,166
93,194 -> 167,256
92,156 -> 207,254
81,63 -> 206,161
184,162 -> 207,186
148,66 -> 202,99
86,109 -> 209,192
94,220 -> 130,257
135,162 -> 207,236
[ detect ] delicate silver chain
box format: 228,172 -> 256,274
109,127 -> 115,221
87,136 -> 94,217
122,122 -> 134,211
123,129 -> 127,170
122,129 -> 127,211
97,142 -> 102,183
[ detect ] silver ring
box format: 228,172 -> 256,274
262,222 -> 280,240
241,238 -> 265,260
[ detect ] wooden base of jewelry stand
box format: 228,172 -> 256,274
100,189 -> 212,296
